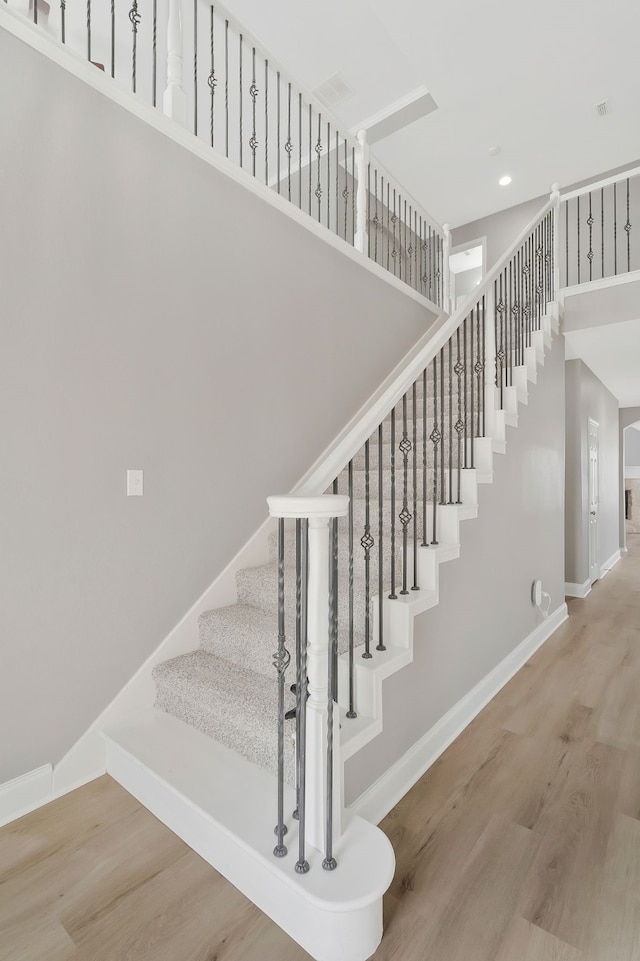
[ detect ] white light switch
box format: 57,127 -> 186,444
127,469 -> 144,496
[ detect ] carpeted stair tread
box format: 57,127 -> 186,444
153,651 -> 295,781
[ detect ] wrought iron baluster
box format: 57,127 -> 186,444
295,519 -> 310,875
351,147 -> 355,245
601,187 -> 605,278
327,121 -> 331,230
286,83 -> 292,200
408,204 -> 413,287
508,259 -> 513,388
389,408 -> 397,598
273,517 -> 289,859
299,95 -> 303,208
224,20 -> 229,158
399,394 -> 411,594
238,34 -> 243,167
392,190 -> 397,277
367,164 -> 371,259
422,367 -> 427,546
316,114 -> 323,223
377,424 -> 385,650
414,210 -> 418,291
481,295 -> 486,437
614,182 -> 618,275
431,356 -> 440,544
428,225 -> 432,300
324,500 -> 338,872
335,131 -> 339,235
208,9 -> 216,147
496,275 -> 505,406
626,178 -> 632,273
439,347 -> 445,506
343,139 -> 349,239
373,170 -> 379,263
108,0 -> 112,71
362,439 -> 373,658
470,308 -> 476,469
387,183 -> 391,271
455,327 -> 464,503
61,0 -> 67,44
152,0 -> 157,105
587,191 -> 594,282
264,61 -> 268,183
250,51 -> 258,177
308,104 -> 312,215
412,382 -> 419,590
565,199 -> 569,286
447,339 -> 453,503
193,0 -> 198,135
86,0 -> 90,58
129,0 -> 140,92
276,73 -> 280,194
347,461 -> 356,717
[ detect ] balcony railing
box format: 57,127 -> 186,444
6,0 -> 446,308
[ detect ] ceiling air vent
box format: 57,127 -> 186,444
313,73 -> 354,110
595,100 -> 608,117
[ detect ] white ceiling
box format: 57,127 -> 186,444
565,317 -> 640,408
221,0 -> 640,226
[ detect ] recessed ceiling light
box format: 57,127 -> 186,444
499,175 -> 512,186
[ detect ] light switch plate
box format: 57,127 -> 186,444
127,469 -> 144,496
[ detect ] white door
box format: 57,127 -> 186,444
588,418 -> 599,584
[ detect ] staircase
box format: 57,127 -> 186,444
102,195 -> 562,959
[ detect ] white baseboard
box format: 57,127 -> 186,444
0,764 -> 53,828
600,550 -> 622,579
565,579 -> 591,598
351,603 -> 568,826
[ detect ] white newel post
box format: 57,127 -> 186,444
354,130 -> 369,254
442,223 -> 453,313
163,0 -> 187,126
550,182 -> 561,296
266,494 -> 350,859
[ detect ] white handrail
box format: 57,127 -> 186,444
561,165 -> 640,202
295,196 -> 554,498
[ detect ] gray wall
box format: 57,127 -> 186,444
346,332 -> 566,804
452,195 -> 546,269
620,408 -> 640,547
624,426 -> 640,466
565,360 -> 620,586
0,31 -> 433,783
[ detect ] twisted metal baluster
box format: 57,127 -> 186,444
439,347 -> 445,505
224,20 -> 229,158
362,440 -> 373,658
273,518 -> 289,859
422,367 -> 428,546
431,356 -> 440,544
264,60 -> 268,184
299,95 -> 303,209
108,0 -> 113,72
399,394 -> 411,594
614,182 -> 618,276
601,187 -> 605,279
285,83 -> 292,200
454,326 -> 464,503
470,308 -> 476,469
625,178 -> 632,273
295,520 -> 310,875
327,121 -> 331,230
86,0 -> 90,58
152,0 -> 157,106
208,8 -> 216,147
129,0 -> 140,92
315,114 -> 323,223
193,0 -> 198,135
373,171 -> 379,264
389,408 -> 397,598
447,339 -> 453,503
587,191 -> 594,282
250,51 -> 259,177
323,507 -> 338,872
238,34 -> 243,167
377,424 -> 385,651
412,382 -> 419,590
343,139 -> 349,241
392,190 -> 397,277
347,461 -> 356,717
463,313 -> 468,470
276,73 -> 280,194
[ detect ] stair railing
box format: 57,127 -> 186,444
560,165 -> 640,287
2,0 -> 446,308
265,189 -> 560,871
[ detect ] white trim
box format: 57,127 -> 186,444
351,604 -> 568,826
0,764 -> 53,827
625,466 -> 640,479
559,268 -> 640,301
0,6 -> 440,318
561,166 -> 640,202
600,549 -> 622,578
565,579 -> 592,598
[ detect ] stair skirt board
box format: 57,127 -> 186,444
565,579 -> 592,598
103,710 -> 395,961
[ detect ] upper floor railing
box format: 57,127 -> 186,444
560,166 -> 640,287
6,0 -> 446,309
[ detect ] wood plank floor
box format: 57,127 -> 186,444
2,535 -> 639,961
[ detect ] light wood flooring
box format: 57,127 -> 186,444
2,535 -> 640,961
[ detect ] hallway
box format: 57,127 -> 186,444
1,538 -> 639,961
